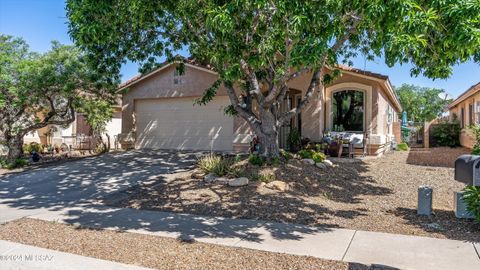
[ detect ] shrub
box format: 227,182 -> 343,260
298,149 -> 315,159
198,154 -> 230,176
469,124 -> 480,155
279,149 -> 293,160
23,142 -> 44,154
287,130 -> 301,152
463,185 -> 480,223
251,171 -> 276,183
430,121 -> 461,147
248,154 -> 265,166
397,142 -> 409,151
312,152 -> 326,163
0,157 -> 28,169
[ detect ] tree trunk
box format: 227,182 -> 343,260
6,135 -> 24,165
256,110 -> 280,158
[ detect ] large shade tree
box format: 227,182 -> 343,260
395,84 -> 452,122
0,35 -> 117,165
67,0 -> 480,157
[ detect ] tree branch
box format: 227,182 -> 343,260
239,59 -> 265,106
224,82 -> 261,130
278,14 -> 362,126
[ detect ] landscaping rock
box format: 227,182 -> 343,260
315,163 -> 327,170
265,180 -> 289,191
204,173 -> 217,183
228,177 -> 249,187
323,159 -> 333,167
215,177 -> 231,184
301,158 -> 315,165
191,170 -> 206,179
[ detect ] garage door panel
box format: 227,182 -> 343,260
135,96 -> 233,151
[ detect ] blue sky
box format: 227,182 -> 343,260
1,0 -> 479,98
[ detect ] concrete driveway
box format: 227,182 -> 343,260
0,150 -> 197,216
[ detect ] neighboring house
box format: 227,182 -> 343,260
23,105 -> 122,150
447,82 -> 480,148
119,61 -> 402,156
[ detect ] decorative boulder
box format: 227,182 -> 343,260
315,163 -> 327,170
266,180 -> 290,191
301,158 -> 315,165
323,160 -> 334,167
215,177 -> 231,184
228,177 -> 249,187
204,173 -> 217,183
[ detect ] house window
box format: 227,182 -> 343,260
469,104 -> 474,126
332,90 -> 364,132
173,69 -> 185,85
461,107 -> 465,128
476,101 -> 480,124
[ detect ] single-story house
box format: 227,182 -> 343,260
23,106 -> 122,150
447,82 -> 480,148
118,61 -> 402,156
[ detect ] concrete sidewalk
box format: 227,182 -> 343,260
0,239 -> 151,270
15,205 -> 478,270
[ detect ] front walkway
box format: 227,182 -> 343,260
2,205 -> 478,270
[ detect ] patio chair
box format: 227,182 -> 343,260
347,133 -> 367,158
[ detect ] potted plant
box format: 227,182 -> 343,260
328,137 -> 343,157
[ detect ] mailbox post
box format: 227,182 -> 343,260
453,155 -> 480,218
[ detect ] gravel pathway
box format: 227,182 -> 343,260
114,148 -> 479,242
0,218 -> 354,270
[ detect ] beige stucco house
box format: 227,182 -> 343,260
447,82 -> 480,148
119,62 -> 402,156
23,107 -> 122,150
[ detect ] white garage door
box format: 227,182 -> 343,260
135,96 -> 233,151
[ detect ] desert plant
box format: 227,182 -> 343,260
312,152 -> 326,163
463,185 -> 480,223
396,142 -> 409,151
248,154 -> 265,166
287,129 -> 301,152
198,154 -> 230,176
255,171 -> 276,183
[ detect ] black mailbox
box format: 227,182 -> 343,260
454,155 -> 480,186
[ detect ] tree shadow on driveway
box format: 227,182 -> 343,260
0,150 -> 197,211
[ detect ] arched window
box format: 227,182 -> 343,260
332,90 -> 364,132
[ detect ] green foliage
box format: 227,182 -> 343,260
0,157 -> 28,169
22,142 -> 44,154
396,142 -> 409,151
287,130 -> 301,152
67,0 -> 480,157
469,125 -> 480,155
279,149 -> 293,160
197,154 -> 230,176
463,186 -> 480,223
298,149 -> 315,159
312,152 -> 326,163
257,172 -> 276,183
248,154 -> 265,166
396,84 -> 452,122
0,35 -> 117,163
298,149 -> 325,163
430,121 -> 461,147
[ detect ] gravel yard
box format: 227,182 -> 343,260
0,218 -> 358,270
114,148 -> 480,242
